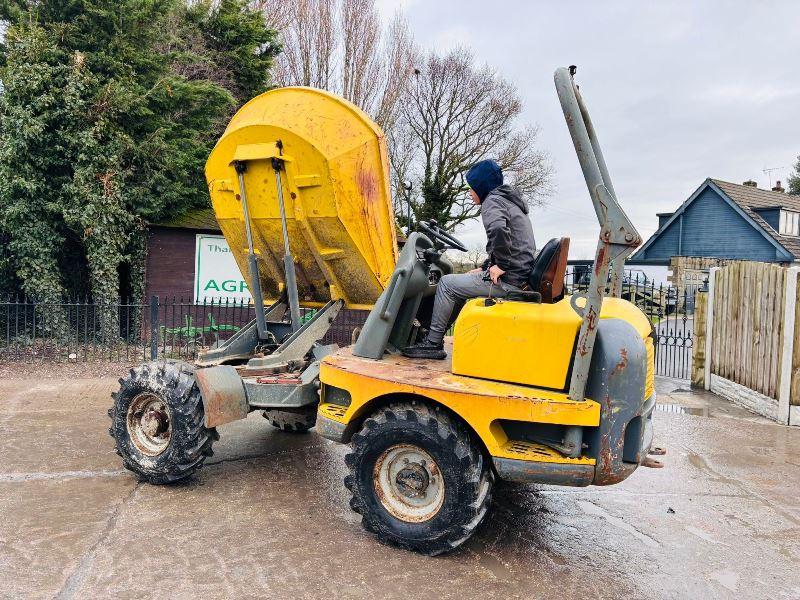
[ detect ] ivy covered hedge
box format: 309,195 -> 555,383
0,0 -> 280,308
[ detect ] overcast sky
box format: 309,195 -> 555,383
376,0 -> 800,258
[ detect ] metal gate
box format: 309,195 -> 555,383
565,269 -> 695,379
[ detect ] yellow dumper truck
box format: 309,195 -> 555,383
109,66 -> 659,555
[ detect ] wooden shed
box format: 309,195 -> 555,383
144,208 -> 222,302
143,207 -> 368,346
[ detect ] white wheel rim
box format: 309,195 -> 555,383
126,393 -> 172,456
373,444 -> 445,523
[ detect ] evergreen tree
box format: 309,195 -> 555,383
0,0 -> 280,305
0,21 -> 74,302
789,155 -> 800,196
183,0 -> 280,104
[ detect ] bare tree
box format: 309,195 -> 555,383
265,0 -> 336,89
372,14 -> 416,130
394,47 -> 552,231
465,245 -> 488,270
443,245 -> 487,273
264,0 -> 416,131
340,0 -> 380,109
263,5 -> 550,232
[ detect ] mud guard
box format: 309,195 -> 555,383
584,318 -> 653,485
195,365 -> 249,428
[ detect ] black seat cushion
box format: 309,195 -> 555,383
527,237 -> 570,303
529,239 -> 560,291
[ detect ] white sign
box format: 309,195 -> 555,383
194,234 -> 253,303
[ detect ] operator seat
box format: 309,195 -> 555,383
528,237 -> 570,303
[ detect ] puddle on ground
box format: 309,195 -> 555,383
464,537 -> 515,581
578,500 -> 660,548
684,525 -> 729,546
709,569 -> 740,592
475,550 -> 514,581
655,403 -> 710,417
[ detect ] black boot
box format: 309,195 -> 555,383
402,338 -> 446,360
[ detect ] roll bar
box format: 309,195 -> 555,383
554,66 -> 642,401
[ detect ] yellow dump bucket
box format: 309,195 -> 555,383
205,87 -> 398,309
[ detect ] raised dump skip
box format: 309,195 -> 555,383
205,87 -> 398,309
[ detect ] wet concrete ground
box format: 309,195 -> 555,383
1,373 -> 799,599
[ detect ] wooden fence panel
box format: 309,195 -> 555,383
691,291 -> 707,387
710,261 -> 786,400
774,268 -> 786,398
791,272 -> 800,406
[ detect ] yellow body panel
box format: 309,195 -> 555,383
451,296 -> 652,390
319,347 -> 597,466
583,296 -> 653,339
452,297 -> 581,390
205,87 -> 397,308
319,297 -> 652,467
645,336 -> 655,399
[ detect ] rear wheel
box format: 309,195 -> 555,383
344,402 -> 493,555
109,361 -> 218,484
263,406 -> 316,433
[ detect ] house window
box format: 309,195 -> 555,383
780,210 -> 800,236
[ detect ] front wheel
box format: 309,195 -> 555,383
108,361 -> 218,484
344,402 -> 493,555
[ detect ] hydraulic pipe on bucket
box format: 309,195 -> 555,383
272,155 -> 302,332
234,160 -> 268,340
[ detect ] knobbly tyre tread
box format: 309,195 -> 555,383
262,406 -> 317,433
344,401 -> 493,555
108,361 -> 218,484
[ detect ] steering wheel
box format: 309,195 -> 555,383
417,220 -> 468,252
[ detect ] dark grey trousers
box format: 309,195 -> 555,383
427,272 -> 519,345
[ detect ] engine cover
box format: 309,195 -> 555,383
451,296 -> 651,391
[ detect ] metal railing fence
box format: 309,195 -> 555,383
564,267 -> 696,379
1,275 -> 693,379
0,296 -> 368,363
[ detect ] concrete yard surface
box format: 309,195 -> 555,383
0,371 -> 799,599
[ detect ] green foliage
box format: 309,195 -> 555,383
181,0 -> 280,103
0,22 -> 73,301
0,0 -> 280,308
789,155 -> 800,196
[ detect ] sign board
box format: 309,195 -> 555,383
194,234 -> 253,303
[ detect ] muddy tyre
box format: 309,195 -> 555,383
108,361 -> 218,484
263,406 -> 316,433
344,402 -> 493,555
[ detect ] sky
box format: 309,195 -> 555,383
375,0 -> 800,258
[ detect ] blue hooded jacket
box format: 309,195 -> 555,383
466,159 -> 536,287
466,159 -> 503,202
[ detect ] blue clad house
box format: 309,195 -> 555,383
634,179 -> 800,265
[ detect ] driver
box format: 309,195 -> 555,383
403,159 -> 537,359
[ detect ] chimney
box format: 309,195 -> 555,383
743,180 -> 758,188
772,180 -> 785,193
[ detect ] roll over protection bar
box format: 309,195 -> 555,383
554,66 -> 642,401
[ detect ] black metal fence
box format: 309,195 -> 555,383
0,296 -> 368,364
1,277 -> 695,380
564,268 -> 696,379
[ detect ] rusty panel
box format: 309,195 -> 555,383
493,457 -> 594,486
195,366 -> 249,428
